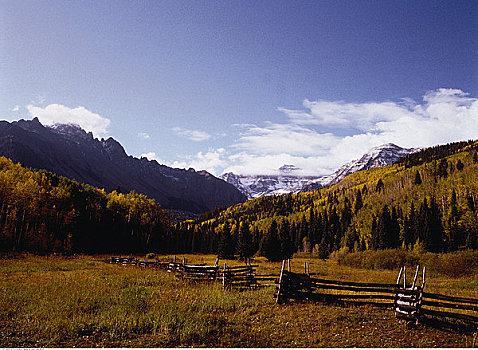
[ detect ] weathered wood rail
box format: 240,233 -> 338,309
275,260 -> 478,327
393,266 -> 425,325
275,260 -> 399,306
421,292 -> 478,324
106,256 -> 278,288
107,256 -> 175,269
220,263 -> 274,289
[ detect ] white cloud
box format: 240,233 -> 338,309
233,123 -> 338,156
11,105 -> 20,112
172,127 -> 210,141
148,88 -> 478,177
138,132 -> 150,140
27,104 -> 110,137
141,148 -> 228,176
225,88 -> 478,176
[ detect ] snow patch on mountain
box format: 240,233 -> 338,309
221,143 -> 417,198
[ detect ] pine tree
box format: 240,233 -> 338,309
437,159 -> 448,178
376,179 -> 384,193
236,221 -> 253,260
456,159 -> 464,171
218,222 -> 234,259
414,170 -> 422,185
354,189 -> 363,214
419,197 -> 444,253
263,220 -> 282,261
279,219 -> 294,259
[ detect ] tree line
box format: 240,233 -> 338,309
1,139 -> 477,260
0,157 -> 175,253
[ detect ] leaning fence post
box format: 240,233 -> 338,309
223,263 -> 227,288
276,260 -> 286,304
396,266 -> 403,285
421,266 -> 426,289
215,258 -> 219,266
412,265 -> 419,289
405,266 -> 408,288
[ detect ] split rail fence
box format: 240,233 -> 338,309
275,259 -> 478,327
106,255 -> 278,289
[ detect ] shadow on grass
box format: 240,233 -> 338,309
293,294 -> 478,336
420,315 -> 478,335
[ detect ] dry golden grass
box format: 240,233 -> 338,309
0,254 -> 476,347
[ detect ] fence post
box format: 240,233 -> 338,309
396,267 -> 403,285
412,265 -> 419,289
276,260 -> 286,304
403,266 -> 406,288
288,259 -> 291,272
223,263 -> 227,288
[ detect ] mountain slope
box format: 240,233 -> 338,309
221,143 -> 416,197
220,172 -> 330,199
0,118 -> 246,213
182,140 -> 478,256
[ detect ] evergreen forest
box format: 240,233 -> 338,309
1,140 -> 477,259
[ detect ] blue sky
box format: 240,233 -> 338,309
2,0 -> 478,175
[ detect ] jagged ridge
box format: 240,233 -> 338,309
0,118 -> 247,213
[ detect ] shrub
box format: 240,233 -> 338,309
339,249 -> 478,277
329,247 -> 349,263
146,253 -> 155,260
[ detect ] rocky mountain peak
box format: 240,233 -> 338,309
0,118 -> 246,213
221,143 -> 417,198
49,123 -> 93,140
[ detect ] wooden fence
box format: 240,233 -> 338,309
106,255 -> 279,289
421,292 -> 478,324
393,266 -> 425,325
107,256 -> 175,269
275,260 -> 478,327
275,260 -> 398,307
220,263 -> 278,289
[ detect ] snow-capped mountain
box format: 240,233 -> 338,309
323,143 -> 417,186
221,143 -> 417,198
220,172 -> 329,199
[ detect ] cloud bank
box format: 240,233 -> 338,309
27,104 -> 110,137
141,88 -> 478,176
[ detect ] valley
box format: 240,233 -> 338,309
1,254 -> 476,347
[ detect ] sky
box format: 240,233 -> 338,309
2,0 -> 478,176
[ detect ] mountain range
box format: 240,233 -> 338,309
0,118 -> 418,212
220,143 -> 417,198
0,118 -> 246,214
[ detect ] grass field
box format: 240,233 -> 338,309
1,254 -> 477,347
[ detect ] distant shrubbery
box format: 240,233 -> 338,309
338,249 -> 478,277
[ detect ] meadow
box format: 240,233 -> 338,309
1,254 -> 477,347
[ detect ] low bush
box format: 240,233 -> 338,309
146,253 -> 155,260
339,249 -> 478,277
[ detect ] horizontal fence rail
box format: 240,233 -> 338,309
421,291 -> 478,324
106,256 -> 278,289
275,262 -> 399,307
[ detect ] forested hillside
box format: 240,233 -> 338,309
176,140 -> 478,260
0,157 -> 175,253
1,140 -> 477,257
